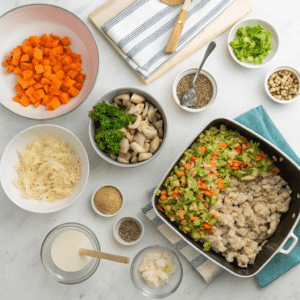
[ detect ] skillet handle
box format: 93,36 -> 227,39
278,232 -> 298,255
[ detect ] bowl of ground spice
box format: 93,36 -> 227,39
91,185 -> 124,217
114,216 -> 144,246
173,68 -> 217,113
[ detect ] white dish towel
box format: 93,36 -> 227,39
102,0 -> 235,80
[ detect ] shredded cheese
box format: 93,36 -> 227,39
13,137 -> 81,202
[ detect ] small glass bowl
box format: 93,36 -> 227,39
40,223 -> 100,284
130,245 -> 183,298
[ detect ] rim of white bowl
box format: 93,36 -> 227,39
0,3 -> 99,120
0,124 -> 90,213
113,216 -> 144,246
264,65 -> 300,104
227,18 -> 280,69
91,185 -> 125,217
172,68 -> 218,113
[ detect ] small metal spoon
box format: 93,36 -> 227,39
181,41 -> 216,107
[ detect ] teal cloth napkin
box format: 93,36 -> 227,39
234,105 -> 300,287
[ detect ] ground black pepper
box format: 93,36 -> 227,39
176,73 -> 213,109
119,219 -> 141,242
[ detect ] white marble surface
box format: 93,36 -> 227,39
1,0 -> 300,299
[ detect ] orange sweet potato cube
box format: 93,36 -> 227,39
47,97 -> 61,110
33,89 -> 46,101
20,54 -> 30,62
55,69 -> 65,80
41,95 -> 50,106
60,36 -> 71,46
23,70 -> 33,80
63,76 -> 76,88
51,77 -> 62,90
35,64 -> 44,74
33,47 -> 43,60
68,86 -> 80,98
59,92 -> 70,104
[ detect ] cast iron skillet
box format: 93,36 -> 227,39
152,118 -> 300,278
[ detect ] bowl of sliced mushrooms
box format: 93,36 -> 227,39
88,88 -> 168,167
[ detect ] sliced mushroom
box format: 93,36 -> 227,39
158,128 -> 164,138
134,132 -> 147,147
154,120 -> 163,129
130,142 -> 146,154
130,93 -> 145,104
142,123 -> 157,140
110,154 -> 117,160
114,94 -> 130,106
125,132 -> 134,143
144,142 -> 150,152
159,139 -> 163,145
142,102 -> 150,118
152,116 -> 157,124
137,118 -> 149,132
119,152 -> 131,161
120,127 -> 128,135
126,103 -> 144,115
131,152 -> 138,163
156,112 -> 161,120
123,98 -> 131,109
119,138 -> 130,153
138,153 -> 153,161
129,129 -> 136,136
128,114 -> 142,129
117,157 -> 129,164
150,136 -> 160,153
124,103 -> 135,115
148,105 -> 157,123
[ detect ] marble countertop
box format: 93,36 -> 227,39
1,0 -> 300,299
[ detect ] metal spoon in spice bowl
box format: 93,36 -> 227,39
181,41 -> 216,107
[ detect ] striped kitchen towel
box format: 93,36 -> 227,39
102,0 -> 235,80
142,188 -> 224,283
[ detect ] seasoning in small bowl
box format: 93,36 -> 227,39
91,185 -> 124,217
114,216 -> 144,245
265,67 -> 300,103
173,68 -> 218,113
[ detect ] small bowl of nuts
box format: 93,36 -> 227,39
265,66 -> 300,104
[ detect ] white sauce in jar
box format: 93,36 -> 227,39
51,231 -> 93,272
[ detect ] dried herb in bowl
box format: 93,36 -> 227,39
119,219 -> 141,242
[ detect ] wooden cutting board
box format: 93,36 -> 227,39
89,0 -> 253,85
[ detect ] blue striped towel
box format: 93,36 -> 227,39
102,0 -> 235,80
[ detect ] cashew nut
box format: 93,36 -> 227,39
117,157 -> 129,164
138,153 -> 153,161
130,93 -> 145,104
148,105 -> 157,123
150,136 -> 160,153
130,142 -> 146,154
128,114 -> 142,129
131,152 -> 138,163
119,138 -> 130,153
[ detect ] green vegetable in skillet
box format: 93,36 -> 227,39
89,101 -> 134,155
229,25 -> 272,64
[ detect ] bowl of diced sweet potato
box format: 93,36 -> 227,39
0,4 -> 99,119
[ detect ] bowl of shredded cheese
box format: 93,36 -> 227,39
0,124 -> 89,213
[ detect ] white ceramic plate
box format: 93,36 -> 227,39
0,124 -> 89,213
0,4 -> 99,119
228,18 -> 279,69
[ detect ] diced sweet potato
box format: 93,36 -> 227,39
47,97 -> 61,110
68,86 -> 79,97
33,47 -> 43,60
59,92 -> 70,104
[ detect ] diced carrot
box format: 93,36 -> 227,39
67,69 -> 79,79
14,84 -> 23,92
40,34 -> 50,44
31,58 -> 40,66
160,194 -> 168,201
203,223 -> 212,230
59,92 -> 70,104
176,171 -> 185,177
49,85 -> 61,96
35,64 -> 44,74
63,76 -> 76,88
19,62 -> 30,71
173,189 -> 179,200
7,65 -> 15,73
191,156 -> 198,162
157,205 -> 164,212
13,95 -> 21,103
213,150 -> 219,155
22,78 -> 36,89
43,71 -> 55,81
33,89 -> 46,101
197,193 -> 203,199
34,73 -> 43,82
62,56 -> 72,65
61,86 -> 69,93
43,84 -> 49,94
51,40 -> 60,47
19,94 -> 30,107
33,47 -> 43,60
52,77 -> 62,90
29,36 -> 40,47
41,77 -> 51,85
75,73 -> 86,83
42,59 -> 50,65
190,216 -> 198,221
52,63 -> 62,73
23,70 -> 33,80
44,65 -> 52,73
60,36 -> 71,46
55,69 -> 65,80
50,57 -> 57,66
180,181 -> 186,187
20,54 -> 30,62
54,45 -> 64,55
47,97 -> 61,110
200,146 -> 206,152
41,95 -> 50,105
33,83 -> 43,90
21,45 -> 33,54
64,47 -> 72,55
218,143 -> 227,148
73,82 -> 83,90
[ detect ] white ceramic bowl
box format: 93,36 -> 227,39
228,18 -> 279,68
0,4 -> 99,120
173,68 -> 218,113
0,124 -> 89,213
264,66 -> 300,104
89,88 -> 168,168
113,216 -> 144,246
91,185 -> 125,217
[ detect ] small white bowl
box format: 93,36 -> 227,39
0,124 -> 89,213
264,66 -> 300,104
228,18 -> 279,68
173,68 -> 218,113
114,216 -> 144,246
91,185 -> 125,217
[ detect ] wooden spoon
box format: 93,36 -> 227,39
79,248 -> 130,264
163,0 -> 192,54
